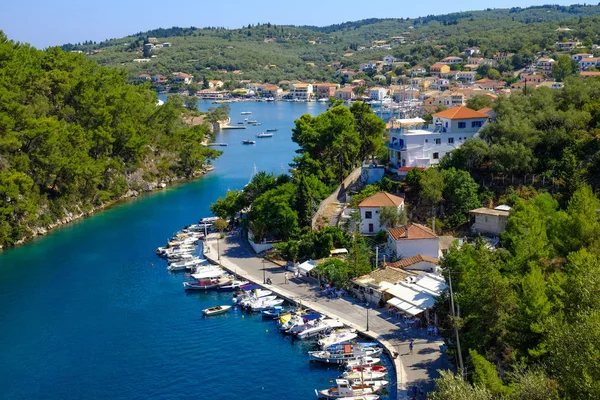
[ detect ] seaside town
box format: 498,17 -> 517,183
3,3 -> 600,400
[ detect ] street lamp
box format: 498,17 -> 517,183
262,258 -> 266,284
366,302 -> 370,332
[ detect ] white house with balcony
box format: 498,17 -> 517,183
387,106 -> 489,171
358,192 -> 405,235
289,83 -> 313,100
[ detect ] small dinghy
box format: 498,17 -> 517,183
203,305 -> 231,316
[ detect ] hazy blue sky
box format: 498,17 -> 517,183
2,0 -> 575,48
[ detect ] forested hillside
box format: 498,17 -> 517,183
62,4 -> 600,83
0,32 -> 221,248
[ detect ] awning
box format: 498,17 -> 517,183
387,297 -> 425,316
298,260 -> 317,274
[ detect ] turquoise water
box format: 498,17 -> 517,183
0,101 -> 395,400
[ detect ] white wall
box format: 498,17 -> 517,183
472,214 -> 507,236
360,207 -> 382,234
388,236 -> 440,259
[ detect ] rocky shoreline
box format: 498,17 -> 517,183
2,166 -> 215,252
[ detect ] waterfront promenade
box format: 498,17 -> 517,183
204,234 -> 451,399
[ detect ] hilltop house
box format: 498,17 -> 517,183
430,64 -> 450,76
580,57 -> 600,71
470,205 -> 511,237
387,223 -> 440,259
256,84 -> 282,98
572,53 -> 593,62
440,56 -> 463,64
358,192 -> 405,235
171,72 -> 193,84
537,57 -> 555,76
555,41 -> 581,52
387,106 -> 488,170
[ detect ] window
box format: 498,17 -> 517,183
458,122 -> 466,128
448,137 -> 454,144
435,138 -> 441,145
433,152 -> 439,159
365,211 -> 372,219
425,139 -> 428,143
472,120 -> 483,128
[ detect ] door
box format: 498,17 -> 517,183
369,223 -> 374,233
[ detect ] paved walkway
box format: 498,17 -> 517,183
204,234 -> 451,399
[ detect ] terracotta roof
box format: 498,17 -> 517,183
478,107 -> 493,114
358,192 -> 404,208
433,106 -> 488,120
581,71 -> 600,77
388,223 -> 438,240
385,254 -> 439,268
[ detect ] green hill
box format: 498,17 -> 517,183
61,4 -> 600,83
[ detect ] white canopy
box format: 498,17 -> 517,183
297,260 -> 317,275
396,117 -> 426,126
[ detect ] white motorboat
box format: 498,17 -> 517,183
308,345 -> 383,364
191,268 -> 227,280
240,294 -> 277,308
203,305 -> 231,316
344,357 -> 381,368
346,379 -> 388,388
319,329 -> 358,349
256,132 -> 273,138
317,379 -> 383,399
167,257 -> 206,271
278,312 -> 321,333
296,319 -> 345,340
167,252 -> 197,262
241,111 -> 252,115
341,370 -> 387,381
249,297 -> 284,312
233,288 -> 272,304
217,280 -> 250,291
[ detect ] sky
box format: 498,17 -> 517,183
1,0 -> 577,48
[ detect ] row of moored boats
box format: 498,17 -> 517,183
157,218 -> 390,399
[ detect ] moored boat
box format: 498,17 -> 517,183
344,357 -> 381,368
242,139 -> 256,145
241,111 -> 252,115
203,305 -> 232,316
184,276 -> 233,291
296,319 -> 345,340
318,329 -> 358,349
256,132 -> 273,138
317,379 -> 383,399
308,344 -> 383,364
341,370 -> 387,381
266,128 -> 278,132
217,280 -> 250,291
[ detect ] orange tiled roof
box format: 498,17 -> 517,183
388,223 -> 438,240
433,106 -> 488,120
358,192 -> 404,208
385,254 -> 439,268
478,107 -> 493,114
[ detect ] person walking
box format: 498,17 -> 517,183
284,272 -> 288,284
409,339 -> 414,355
412,384 -> 418,399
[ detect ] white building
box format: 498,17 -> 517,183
358,192 -> 405,235
470,205 -> 511,237
387,106 -> 488,169
289,83 -> 313,100
369,87 -> 388,101
387,223 -> 440,259
580,57 -> 600,71
385,272 -> 447,318
171,72 -> 193,84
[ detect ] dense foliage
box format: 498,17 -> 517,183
431,186 -> 600,399
0,32 -> 221,247
61,5 -> 600,84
